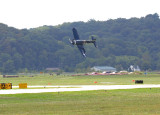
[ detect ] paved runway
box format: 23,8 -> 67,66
1,84 -> 160,94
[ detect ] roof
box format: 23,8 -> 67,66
91,66 -> 116,71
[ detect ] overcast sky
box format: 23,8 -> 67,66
0,0 -> 160,29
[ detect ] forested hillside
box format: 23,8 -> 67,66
0,13 -> 160,73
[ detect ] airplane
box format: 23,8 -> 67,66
69,28 -> 97,57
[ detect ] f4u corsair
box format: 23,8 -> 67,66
69,28 -> 97,57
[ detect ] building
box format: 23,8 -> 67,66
91,66 -> 116,72
128,65 -> 141,72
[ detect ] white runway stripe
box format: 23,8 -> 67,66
1,84 -> 160,94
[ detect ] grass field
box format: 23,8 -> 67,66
0,73 -> 160,86
0,74 -> 160,115
0,89 -> 160,115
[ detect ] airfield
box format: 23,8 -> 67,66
1,73 -> 160,95
1,73 -> 160,114
1,84 -> 160,94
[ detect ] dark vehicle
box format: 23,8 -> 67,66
69,28 -> 97,57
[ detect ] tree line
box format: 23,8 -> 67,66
0,13 -> 160,73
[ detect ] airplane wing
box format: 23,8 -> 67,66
72,28 -> 80,40
77,45 -> 86,57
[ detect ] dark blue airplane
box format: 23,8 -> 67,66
69,28 -> 97,57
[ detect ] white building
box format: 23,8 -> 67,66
91,66 -> 116,72
128,65 -> 141,72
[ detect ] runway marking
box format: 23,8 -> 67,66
1,85 -> 160,94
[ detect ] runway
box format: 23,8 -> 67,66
1,84 -> 160,94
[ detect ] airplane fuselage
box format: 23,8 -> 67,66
71,40 -> 95,45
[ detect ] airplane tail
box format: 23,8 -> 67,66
91,36 -> 97,48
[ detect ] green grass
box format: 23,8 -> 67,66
0,88 -> 160,115
0,74 -> 160,86
0,74 -> 160,115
